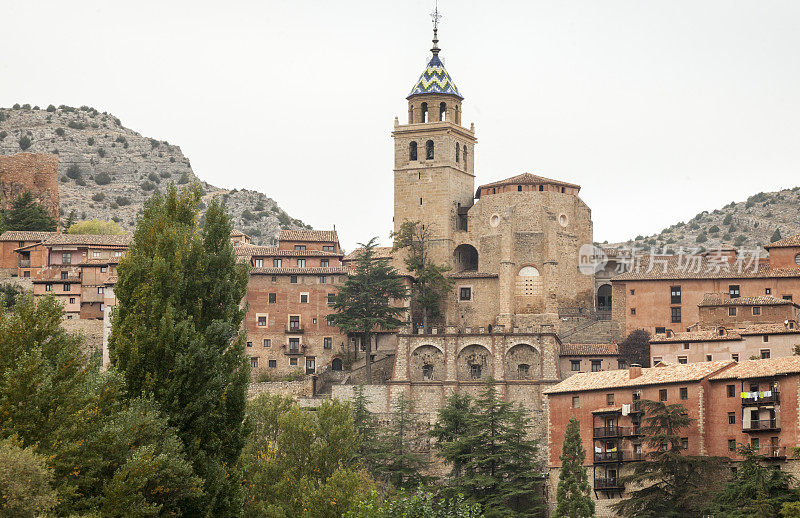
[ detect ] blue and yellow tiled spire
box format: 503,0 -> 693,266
407,3 -> 463,100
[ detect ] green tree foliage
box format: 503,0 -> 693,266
109,184 -> 250,516
67,219 -> 125,235
432,381 -> 544,517
0,192 -> 57,232
710,445 -> 800,518
241,393 -> 375,517
0,294 -> 201,515
63,208 -> 77,229
18,135 -> 31,150
329,237 -> 406,383
0,437 -> 58,516
352,385 -> 386,475
429,393 -> 473,479
618,329 -> 651,367
553,417 -> 594,518
374,394 -> 430,490
392,220 -> 453,328
612,400 -> 728,517
346,488 -> 483,518
772,228 -> 783,243
0,282 -> 24,308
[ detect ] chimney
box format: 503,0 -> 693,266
629,364 -> 642,379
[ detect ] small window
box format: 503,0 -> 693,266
653,357 -> 662,364
670,286 -> 681,304
320,275 -> 327,283
732,354 -> 739,362
297,259 -> 306,268
100,266 -> 107,273
518,185 -> 522,191
606,393 -> 615,405
784,295 -> 793,301
678,356 -> 688,364
273,259 -> 282,267
263,339 -> 271,347
655,327 -> 666,334
63,283 -> 70,292
470,364 -> 482,379
518,364 -> 530,378
761,349 -> 771,359
459,287 -> 472,301
631,308 -> 636,315
425,140 -> 434,160
681,438 -> 688,450
751,438 -> 759,449
268,359 -> 277,368
62,253 -> 71,264
630,289 -> 635,295
618,360 -> 626,369
327,293 -> 335,305
728,412 -> 735,424
300,293 -> 308,303
97,287 -> 104,294
323,337 -> 332,349
727,384 -> 735,397
269,293 -> 276,303
763,335 -> 769,343
766,288 -> 772,295
706,354 -> 712,361
246,341 -> 253,347
45,283 -> 52,292
320,259 -> 329,267
572,396 -> 580,408
422,364 -> 434,380
271,276 -> 277,282
455,142 -> 460,162
729,285 -> 740,298
69,297 -> 75,304
728,439 -> 736,451
290,358 -> 298,366
659,389 -> 667,401
114,251 -> 123,257
753,306 -> 761,315
796,253 -> 800,266
322,245 -> 335,252
680,387 -> 688,400
250,357 -> 258,368
591,360 -> 602,372
409,141 -> 418,161
61,271 -> 68,280
257,316 -> 267,327
93,251 -> 101,258
290,276 -> 298,284
684,342 -> 690,350
295,245 -> 306,251
571,360 -> 581,371
729,307 -> 737,316
671,307 -> 681,323
254,259 -> 263,268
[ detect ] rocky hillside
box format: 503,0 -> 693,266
0,104 -> 309,244
607,187 -> 800,252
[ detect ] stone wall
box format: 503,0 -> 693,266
248,377 -> 315,399
0,153 -> 59,219
61,317 -> 104,355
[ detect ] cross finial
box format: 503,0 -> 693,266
430,1 -> 442,56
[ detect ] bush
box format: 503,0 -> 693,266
115,135 -> 127,144
109,202 -> 119,209
141,181 -> 156,191
723,214 -> 732,225
66,164 -> 82,179
148,172 -> 160,183
18,135 -> 31,150
115,196 -> 131,206
97,148 -> 106,157
94,171 -> 111,185
87,137 -> 95,145
159,170 -> 171,178
67,120 -> 85,130
92,192 -> 106,202
708,225 -> 720,234
67,219 -> 124,235
0,130 -> 7,140
46,104 -> 56,112
178,172 -> 190,184
75,177 -> 86,186
149,138 -> 159,148
241,209 -> 255,222
12,103 -> 20,109
734,235 -> 747,246
55,127 -> 66,136
696,233 -> 708,243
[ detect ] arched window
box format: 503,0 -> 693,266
409,141 -> 418,161
463,145 -> 468,169
422,364 -> 434,380
421,102 -> 428,123
456,105 -> 461,125
408,105 -> 414,124
439,102 -> 446,121
426,140 -> 434,160
455,143 -> 460,162
332,358 -> 343,371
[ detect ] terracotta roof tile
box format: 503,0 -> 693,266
709,356 -> 800,380
343,246 -> 394,262
560,343 -> 620,356
699,293 -> 795,307
765,233 -> 800,249
592,406 -> 623,414
477,172 -> 581,192
250,266 -> 349,275
543,360 -> 734,394
448,271 -> 499,279
651,329 -> 742,343
0,231 -> 57,241
42,234 -> 132,246
738,323 -> 800,336
613,255 -> 799,281
234,245 -> 277,257
230,229 -> 249,237
278,229 -> 338,243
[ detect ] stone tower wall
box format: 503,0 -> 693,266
0,153 -> 59,219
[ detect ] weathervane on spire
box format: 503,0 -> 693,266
430,0 -> 442,56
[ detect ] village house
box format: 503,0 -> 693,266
559,343 -> 623,378
0,230 -> 56,275
611,236 -> 800,337
544,357 -> 800,516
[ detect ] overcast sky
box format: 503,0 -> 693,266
3,0 -> 800,251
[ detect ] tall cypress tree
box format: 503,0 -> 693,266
553,417 -> 594,518
109,185 -> 250,516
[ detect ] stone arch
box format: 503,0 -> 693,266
439,102 -> 447,121
515,265 -> 544,314
425,139 -> 434,160
409,344 -> 444,381
505,343 -> 540,380
453,244 -> 478,272
332,357 -> 343,371
409,141 -> 417,161
457,344 -> 493,381
421,102 -> 428,123
597,283 -> 612,311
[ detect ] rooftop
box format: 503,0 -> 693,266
651,329 -> 742,344
699,293 -> 796,307
343,246 -> 394,262
765,233 -> 800,249
476,173 -> 581,197
278,229 -> 339,243
560,343 -> 620,356
543,360 -> 734,394
250,266 -> 349,275
42,234 -> 132,247
0,230 -> 58,242
407,54 -> 463,99
709,356 -> 800,380
612,255 -> 800,281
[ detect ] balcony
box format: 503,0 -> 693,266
594,477 -> 623,490
742,392 -> 780,406
594,426 -> 633,438
594,451 -> 623,463
18,259 -> 31,268
761,446 -> 787,459
283,344 -> 306,356
743,419 -> 780,432
285,325 -> 304,334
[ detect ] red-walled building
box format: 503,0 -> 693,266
543,357 -> 800,516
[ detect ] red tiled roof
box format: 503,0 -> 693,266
738,323 -> 800,336
613,255 -> 799,281
765,233 -> 800,249
278,229 -> 338,243
560,343 -> 620,356
230,229 -> 249,237
543,360 -> 735,394
651,329 -> 742,344
0,231 -> 57,241
699,293 -> 796,307
42,234 -> 132,246
448,271 -> 499,279
476,172 -> 581,193
709,356 -> 800,380
343,246 -> 394,262
250,267 -> 349,275
592,406 -> 623,414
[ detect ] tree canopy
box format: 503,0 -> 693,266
618,329 -> 651,368
0,191 -> 57,232
67,218 -> 125,235
553,417 -> 594,518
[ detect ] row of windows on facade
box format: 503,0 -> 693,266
418,362 -> 532,380
54,251 -> 124,264
630,304 -> 784,323
253,258 -> 333,268
261,292 -> 335,305
250,356 -> 324,372
630,285 -> 794,306
247,336 -> 333,349
654,348 -> 773,366
290,245 -> 336,252
264,275 -> 341,284
45,283 -> 106,294
257,314 -> 334,328
570,359 -> 627,372
408,140 -> 468,165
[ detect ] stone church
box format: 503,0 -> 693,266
353,20 -> 598,453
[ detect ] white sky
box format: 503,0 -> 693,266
3,0 -> 800,251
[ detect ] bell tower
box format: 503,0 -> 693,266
392,6 -> 477,267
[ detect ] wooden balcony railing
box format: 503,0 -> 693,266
285,325 -> 304,334
742,392 -> 780,406
594,477 -> 623,490
743,419 -> 780,432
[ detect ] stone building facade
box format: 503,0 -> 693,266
0,153 -> 60,221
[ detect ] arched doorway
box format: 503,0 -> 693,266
453,244 -> 478,271
597,284 -> 612,311
332,358 -> 343,371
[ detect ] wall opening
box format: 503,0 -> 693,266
426,140 -> 434,160
421,102 -> 428,123
439,102 -> 446,121
453,244 -> 479,271
409,141 -> 417,161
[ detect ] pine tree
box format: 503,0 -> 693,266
553,417 -> 594,518
376,393 -> 430,490
351,384 -> 385,475
329,237 -> 406,383
771,228 -> 783,243
0,191 -> 57,231
430,392 -> 474,480
109,185 -> 250,516
612,400 -> 727,517
63,209 -> 77,230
